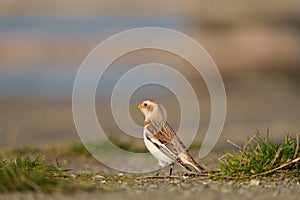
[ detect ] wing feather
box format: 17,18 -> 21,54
146,120 -> 204,173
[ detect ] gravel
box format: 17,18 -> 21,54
1,176 -> 299,200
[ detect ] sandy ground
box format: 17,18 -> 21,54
1,185 -> 299,200
1,151 -> 299,200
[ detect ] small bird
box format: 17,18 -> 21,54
137,99 -> 205,176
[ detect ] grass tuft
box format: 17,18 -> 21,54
0,155 -> 50,192
0,155 -> 72,192
219,131 -> 300,177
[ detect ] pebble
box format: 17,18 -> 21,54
121,182 -> 127,188
250,179 -> 261,186
93,175 -> 105,180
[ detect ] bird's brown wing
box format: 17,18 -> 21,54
146,121 -> 205,173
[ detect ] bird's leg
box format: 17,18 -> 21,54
155,169 -> 161,176
169,163 -> 174,176
155,162 -> 163,176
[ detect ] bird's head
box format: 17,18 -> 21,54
137,99 -> 164,121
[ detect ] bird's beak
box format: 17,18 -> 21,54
137,103 -> 143,109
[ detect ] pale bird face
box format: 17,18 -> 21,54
137,99 -> 162,120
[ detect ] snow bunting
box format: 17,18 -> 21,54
138,99 -> 205,176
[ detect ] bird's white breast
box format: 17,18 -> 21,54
143,127 -> 173,167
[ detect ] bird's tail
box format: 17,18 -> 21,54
177,152 -> 205,174
191,162 -> 206,174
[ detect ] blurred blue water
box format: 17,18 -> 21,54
0,68 -> 76,96
0,15 -> 182,37
0,15 -> 186,96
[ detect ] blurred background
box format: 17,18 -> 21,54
0,0 -> 299,151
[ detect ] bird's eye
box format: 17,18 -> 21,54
144,103 -> 147,107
